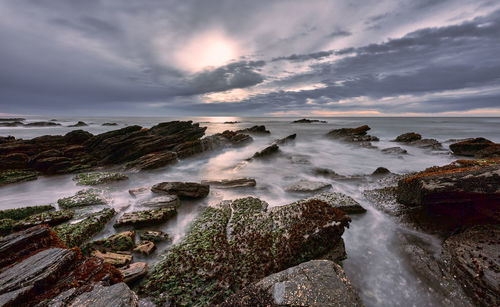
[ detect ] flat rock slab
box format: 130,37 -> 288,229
73,172 -> 128,185
119,262 -> 148,284
84,231 -> 136,253
139,230 -> 168,243
91,250 -> 132,267
133,241 -> 156,255
285,179 -> 332,193
0,205 -> 54,220
307,192 -> 366,214
151,182 -> 209,198
139,195 -> 179,208
57,189 -> 107,209
13,210 -> 74,230
51,282 -> 139,307
0,170 -> 38,186
114,207 -> 176,228
222,260 -> 363,307
201,178 -> 256,189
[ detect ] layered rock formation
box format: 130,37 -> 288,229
450,137 -> 500,158
327,125 -> 379,147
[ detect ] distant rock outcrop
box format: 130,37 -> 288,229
326,125 -> 379,147
450,137 -> 500,158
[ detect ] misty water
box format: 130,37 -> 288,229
1,117 -> 499,306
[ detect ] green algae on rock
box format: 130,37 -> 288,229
139,230 -> 169,243
57,189 -> 107,209
114,208 -> 177,228
0,170 -> 38,186
13,209 -> 74,230
0,204 -> 54,220
73,171 -> 129,185
0,219 -> 14,236
55,208 -> 116,247
83,231 -> 136,254
307,192 -> 367,214
139,196 -> 350,306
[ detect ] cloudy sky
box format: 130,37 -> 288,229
1,0 -> 500,116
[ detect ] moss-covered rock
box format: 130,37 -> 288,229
84,231 -> 136,254
57,189 -> 107,209
139,196 -> 351,306
13,210 -> 74,230
91,250 -> 132,267
139,230 -> 169,243
0,205 -> 54,220
55,208 -> 116,247
0,170 -> 38,185
73,171 -> 129,185
0,219 -> 14,236
114,208 -> 177,228
133,241 -> 156,255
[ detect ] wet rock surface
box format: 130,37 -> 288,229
151,181 -> 209,198
84,231 -> 136,254
326,125 -> 379,147
73,171 -> 129,185
285,179 -> 332,193
57,189 -> 107,209
114,207 -> 176,228
273,134 -> 296,145
450,137 -> 500,158
250,144 -> 280,159
120,262 -> 148,284
221,260 -> 363,307
138,230 -> 168,243
237,125 -> 270,134
13,209 -> 74,231
394,132 -> 422,142
139,195 -> 179,208
308,192 -> 366,214
201,178 -> 257,189
0,169 -> 38,185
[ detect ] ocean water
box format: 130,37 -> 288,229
1,116 -> 499,306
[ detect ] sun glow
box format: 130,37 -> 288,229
175,30 -> 239,72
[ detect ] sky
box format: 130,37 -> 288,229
1,0 -> 500,116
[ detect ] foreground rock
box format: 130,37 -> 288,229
326,125 -> 379,147
57,189 -> 107,209
221,260 -> 363,307
13,209 -> 74,230
285,179 -> 332,193
308,192 -> 366,214
151,181 -> 209,198
0,205 -> 54,220
140,196 -> 351,305
396,159 -> 500,232
449,137 -> 500,158
237,125 -> 270,134
120,262 -> 148,284
73,171 -> 128,185
55,208 -> 116,247
201,178 -> 256,189
292,118 -> 327,123
114,207 -> 176,228
139,195 -> 179,208
139,230 -> 168,242
84,231 -> 136,254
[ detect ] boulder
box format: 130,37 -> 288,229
57,189 -> 107,209
273,134 -> 296,145
475,143 -> 500,158
55,208 -> 116,247
73,171 -> 128,185
408,138 -> 443,150
372,167 -> 391,175
102,122 -> 118,126
0,170 -> 38,185
120,262 -> 148,284
237,125 -> 270,134
139,195 -> 179,208
381,147 -> 408,155
126,151 -> 178,170
91,250 -> 132,267
151,182 -> 209,198
285,179 -> 332,193
449,137 -> 498,157
201,178 -> 256,189
140,196 -> 350,306
250,144 -> 280,159
307,192 -> 366,214
133,241 -> 156,255
69,121 -> 88,127
394,132 -> 422,142
114,207 -> 176,228
292,118 -> 327,123
13,209 -> 74,230
139,230 -> 169,243
221,260 -> 363,307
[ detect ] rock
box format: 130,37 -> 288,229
102,122 -> 118,126
85,231 -> 136,253
221,260 -> 363,307
133,241 -> 156,255
441,225 -> 499,307
13,210 -> 74,230
91,250 -> 132,267
237,125 -> 270,134
285,179 -> 332,193
126,151 -> 178,170
372,167 -> 391,175
138,230 -> 168,243
57,189 -> 107,209
394,132 -> 422,142
139,195 -> 179,208
55,208 -> 116,247
326,125 -> 379,147
312,168 -> 346,179
141,196 -> 350,306
292,118 -> 327,123
0,169 -> 38,185
381,147 -> 408,155
408,138 -> 443,150
201,178 -> 256,189
174,130 -> 253,159
73,171 -> 128,185
307,192 -> 366,214
128,187 -> 150,197
0,118 -> 25,122
449,137 -> 498,157
0,121 -> 25,127
250,144 -> 280,159
63,129 -> 93,144
0,205 -> 54,220
0,152 -> 29,169
273,134 -> 296,145
475,143 -> 500,158
69,121 -> 88,127
0,219 -> 14,236
151,182 -> 209,198
396,159 -> 500,232
48,282 -> 139,307
114,207 -> 176,228
224,121 -> 240,124
120,262 -> 148,284
24,121 -> 61,127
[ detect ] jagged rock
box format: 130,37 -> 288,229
84,231 -> 136,253
139,195 -> 179,208
91,250 -> 132,267
307,192 -> 366,214
372,167 -> 391,175
141,196 -> 350,306
174,130 -> 253,159
237,125 -> 270,134
102,122 -> 118,126
47,282 -> 139,307
73,172 -> 128,185
381,147 -> 408,155
0,205 -> 54,220
274,134 -> 296,145
396,159 -> 500,231
57,189 -> 107,209
139,230 -> 168,243
201,178 -> 256,189
126,151 -> 178,170
69,121 -> 88,127
292,118 -> 327,123
250,144 -> 280,159
151,182 -> 209,198
128,187 -> 150,197
120,262 -> 148,284
394,132 -> 422,142
13,210 -> 74,230
221,260 -> 363,307
441,225 -> 499,307
133,241 -> 156,255
114,207 -> 176,228
0,170 -> 38,185
63,129 -> 93,144
55,208 -> 116,247
285,179 -> 332,193
326,125 -> 379,147
449,137 -> 499,158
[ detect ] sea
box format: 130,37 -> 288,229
1,116 -> 499,307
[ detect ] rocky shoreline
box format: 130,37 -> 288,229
0,121 -> 499,306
